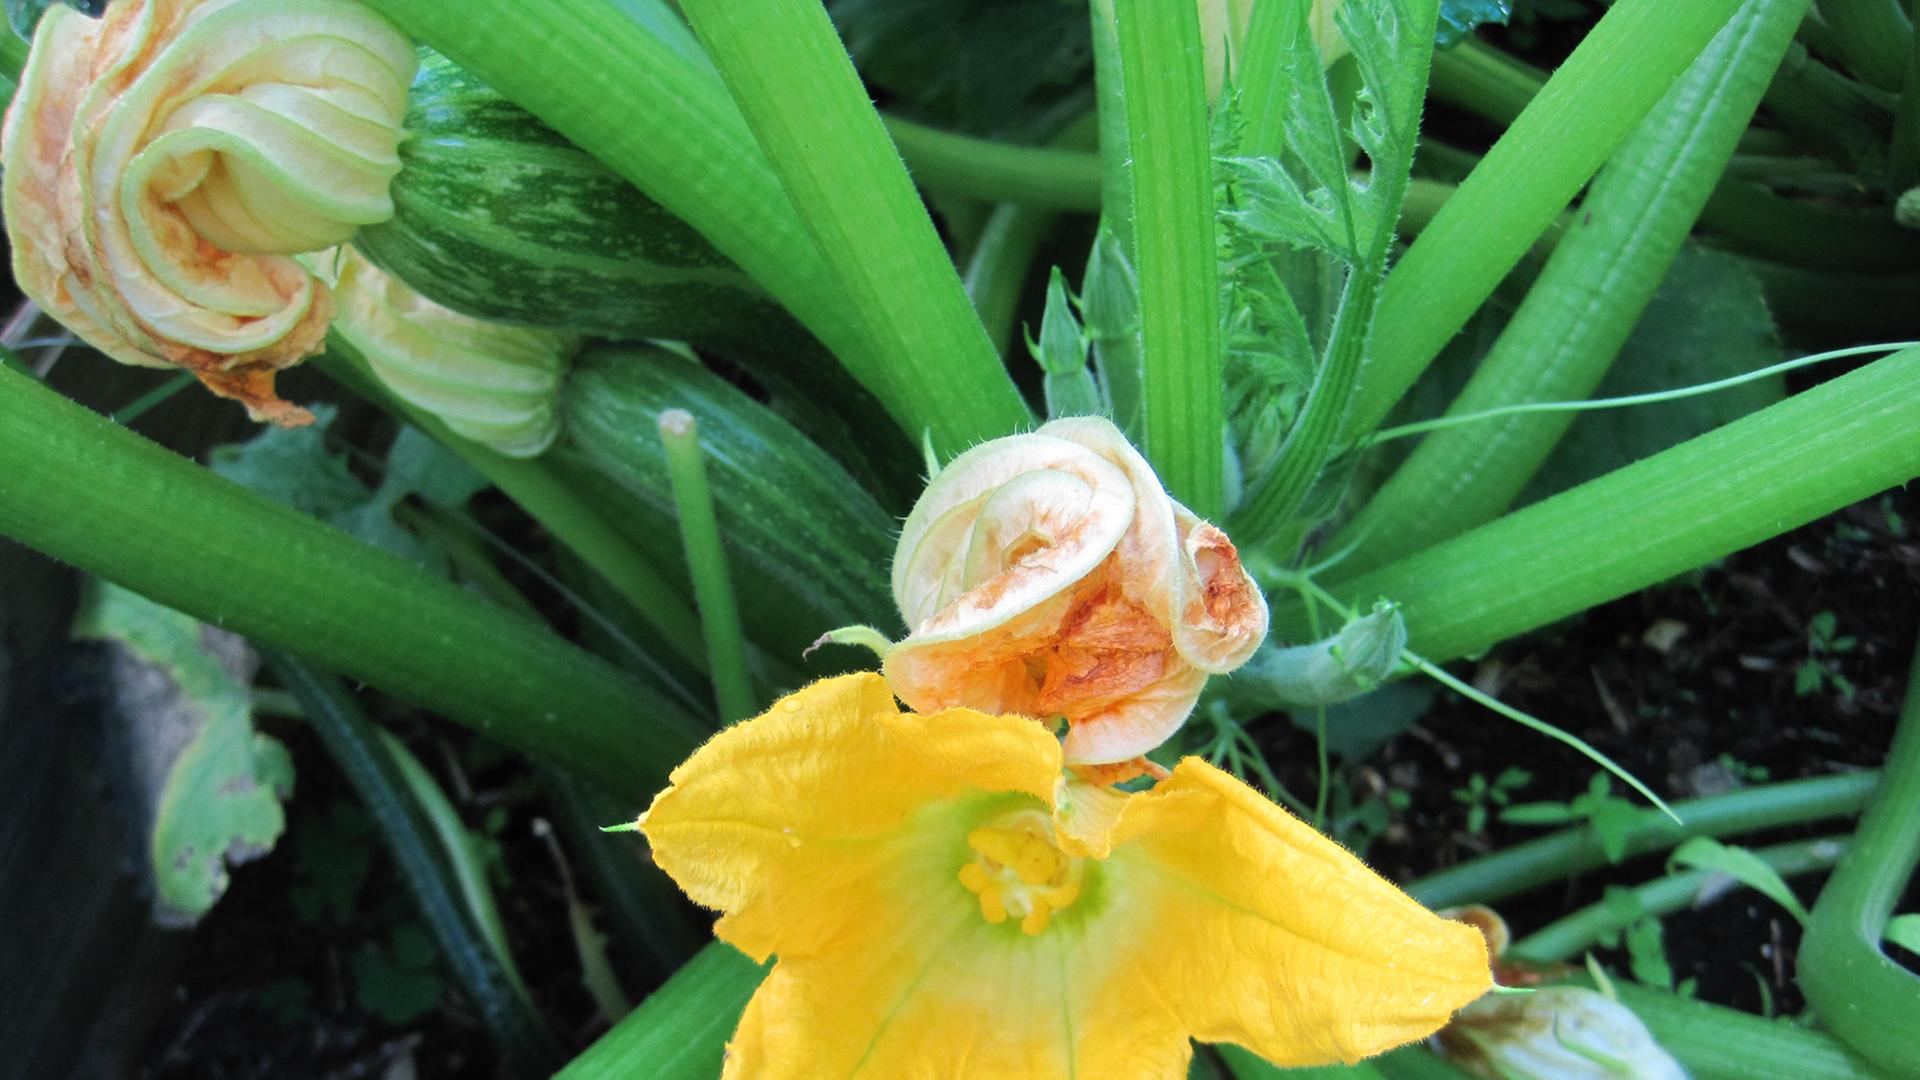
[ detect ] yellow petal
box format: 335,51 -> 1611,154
720,887 -> 1193,1079
640,673 -> 1061,964
1096,758 -> 1492,1066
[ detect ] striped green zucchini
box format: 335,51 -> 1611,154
550,346 -> 900,667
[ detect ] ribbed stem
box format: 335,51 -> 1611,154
1799,635 -> 1920,1075
1428,35 -> 1545,126
675,0 -> 1032,456
1817,0 -> 1915,90
552,943 -> 766,1080
1347,0 -> 1748,440
1512,835 -> 1847,961
0,363 -> 702,802
1335,0 -> 1811,574
657,409 -> 755,725
1281,349 -> 1920,663
1112,0 -> 1224,516
1591,979 -> 1885,1080
1407,772 -> 1877,908
884,116 -> 1101,212
965,202 -> 1057,360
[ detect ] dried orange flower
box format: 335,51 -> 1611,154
885,417 -> 1268,766
1,0 -> 415,422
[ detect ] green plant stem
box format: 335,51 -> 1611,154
270,654 -> 563,1073
1090,0 -> 1134,252
1891,0 -> 1920,188
965,202 -> 1057,360
0,363 -> 702,802
354,0 -> 1021,456
1700,177 -> 1920,271
1575,978 -> 1884,1080
1407,772 -> 1877,908
541,767 -> 704,981
1112,0 -> 1224,516
1817,0 -> 1914,90
883,115 -> 1102,212
376,729 -> 535,1006
552,943 -> 766,1080
1428,35 -> 1545,126
316,347 -> 711,676
1335,0 -> 1810,575
1512,835 -> 1848,961
1217,1044 -> 1394,1079
1799,636 -> 1920,1076
1285,349 -> 1920,663
1347,0 -> 1748,440
1763,42 -> 1895,161
657,410 -> 755,725
675,0 -> 1031,456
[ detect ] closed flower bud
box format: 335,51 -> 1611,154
1,0 -> 415,423
1198,0 -> 1349,102
313,247 -> 576,457
1438,986 -> 1688,1080
885,417 -> 1268,766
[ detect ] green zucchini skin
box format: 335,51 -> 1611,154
552,347 -> 901,666
356,49 -> 773,341
357,49 -> 922,507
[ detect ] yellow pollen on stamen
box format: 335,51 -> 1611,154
956,808 -> 1084,936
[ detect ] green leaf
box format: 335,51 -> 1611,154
207,406 -> 483,574
1287,679 -> 1435,761
1523,248 -> 1785,501
1886,914 -> 1920,954
290,802 -> 375,925
1436,0 -> 1511,47
354,922 -> 445,1025
1668,837 -> 1813,925
72,580 -> 295,926
1625,916 -> 1674,990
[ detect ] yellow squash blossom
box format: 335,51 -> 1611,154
885,417 -> 1268,768
0,0 -> 414,423
641,673 -> 1492,1077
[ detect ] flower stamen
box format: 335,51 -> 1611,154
958,809 -> 1084,935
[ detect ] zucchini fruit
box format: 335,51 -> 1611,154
550,346 -> 900,667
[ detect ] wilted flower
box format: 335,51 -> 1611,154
638,673 -> 1491,1078
884,417 -> 1268,767
1,0 -> 415,422
314,247 -> 576,458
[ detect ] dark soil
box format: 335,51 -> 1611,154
1259,486 -> 1920,1018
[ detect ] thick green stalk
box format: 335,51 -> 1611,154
1817,0 -> 1914,90
1599,980 -> 1883,1080
1512,835 -> 1847,961
271,655 -> 563,1073
1891,0 -> 1920,188
553,943 -> 766,1079
657,410 -> 755,725
1286,349 -> 1920,662
965,202 -> 1058,360
1799,637 -> 1920,1076
353,0 -> 1019,455
1112,0 -> 1224,516
1347,0 -> 1748,439
1090,0 -> 1134,252
317,348 -> 710,676
0,364 -> 702,802
1427,35 -> 1545,126
1218,1045 -> 1393,1079
883,116 -> 1102,213
1407,772 -> 1877,908
1335,0 -> 1809,574
675,0 -> 1031,455
1699,177 -> 1920,271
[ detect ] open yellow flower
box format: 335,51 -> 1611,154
0,0 -> 414,423
885,417 -> 1268,768
641,673 -> 1491,1077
